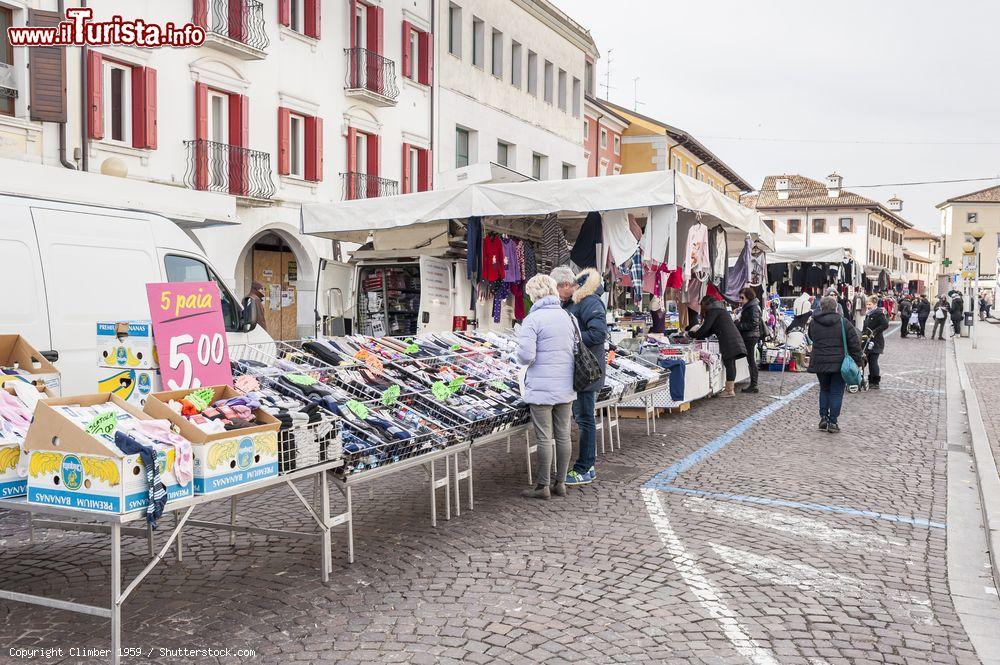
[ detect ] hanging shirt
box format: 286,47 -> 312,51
466,217 -> 482,281
523,242 -> 537,280
481,235 -> 504,282
502,238 -> 521,283
538,216 -> 570,273
602,209 -> 640,266
570,211 -> 602,269
724,235 -> 752,302
708,226 -> 727,284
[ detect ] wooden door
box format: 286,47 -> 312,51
251,249 -> 298,340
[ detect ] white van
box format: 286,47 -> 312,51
0,195 -> 273,395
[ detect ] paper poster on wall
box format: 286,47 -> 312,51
263,269 -> 273,281
269,284 -> 281,310
281,289 -> 295,307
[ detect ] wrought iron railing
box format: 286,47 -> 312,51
205,0 -> 268,51
0,63 -> 18,102
184,139 -> 276,199
340,172 -> 399,200
344,48 -> 399,101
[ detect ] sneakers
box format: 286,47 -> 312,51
827,422 -> 841,434
565,468 -> 595,486
818,418 -> 829,431
521,485 -> 550,500
741,385 -> 759,394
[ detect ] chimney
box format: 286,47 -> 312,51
887,194 -> 903,212
775,176 -> 790,200
826,172 -> 842,198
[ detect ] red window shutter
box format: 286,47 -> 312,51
193,0 -> 208,28
400,143 -> 411,193
401,21 -> 412,79
228,94 -> 249,195
277,106 -> 291,175
87,51 -> 103,141
417,148 -> 431,192
348,0 -> 358,48
229,0 -> 247,42
365,133 -> 380,197
367,5 -> 383,55
418,30 -> 433,86
305,0 -> 321,39
130,67 -> 157,149
194,82 -> 209,190
278,0 -> 291,26
305,116 -> 323,182
346,126 -> 358,200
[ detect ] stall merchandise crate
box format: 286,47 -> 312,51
96,321 -> 159,370
0,384 -> 53,498
0,335 -> 61,393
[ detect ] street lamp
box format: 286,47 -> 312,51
970,228 -> 985,349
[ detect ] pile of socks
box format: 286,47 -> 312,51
166,388 -> 263,434
114,420 -> 192,528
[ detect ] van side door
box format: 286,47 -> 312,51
0,201 -> 51,353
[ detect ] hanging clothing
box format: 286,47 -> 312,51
571,211 -> 602,269
538,216 -> 570,273
510,282 -> 526,321
640,205 -> 674,266
502,238 -> 522,283
750,251 -> 766,286
805,264 -> 825,289
724,235 -> 752,302
841,258 -> 853,286
625,250 -> 643,303
708,226 -> 728,285
466,217 -> 482,281
683,223 -> 710,282
602,209 -> 640,266
481,234 -> 504,282
523,242 -> 538,280
767,263 -> 787,287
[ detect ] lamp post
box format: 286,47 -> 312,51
971,228 -> 986,349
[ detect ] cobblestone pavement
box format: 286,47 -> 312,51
967,363 -> 1000,474
0,330 -> 985,664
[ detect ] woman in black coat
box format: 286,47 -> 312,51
807,296 -> 863,433
950,295 -> 965,336
862,296 -> 890,388
691,296 -> 746,398
734,287 -> 762,394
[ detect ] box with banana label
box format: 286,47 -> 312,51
0,384 -> 54,499
96,321 -> 159,370
0,335 -> 61,394
144,386 -> 280,495
24,394 -> 193,514
97,367 -> 163,408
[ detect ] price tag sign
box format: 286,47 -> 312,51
84,411 -> 118,437
146,282 -> 234,391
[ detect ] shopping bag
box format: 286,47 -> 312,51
840,319 -> 862,386
567,312 -> 603,392
909,312 -> 919,326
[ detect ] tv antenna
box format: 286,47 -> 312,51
633,77 -> 645,112
600,48 -> 615,98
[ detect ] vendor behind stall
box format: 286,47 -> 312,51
649,297 -> 666,335
690,295 -> 747,398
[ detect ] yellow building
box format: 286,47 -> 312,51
599,101 -> 752,200
936,184 -> 1000,292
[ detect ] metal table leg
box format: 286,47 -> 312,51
111,522 -> 121,665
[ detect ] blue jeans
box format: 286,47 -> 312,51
817,372 -> 845,424
572,390 -> 597,474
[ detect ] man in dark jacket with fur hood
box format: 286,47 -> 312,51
552,267 -> 607,487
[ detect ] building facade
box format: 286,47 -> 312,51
600,101 -> 751,200
903,227 -> 942,297
582,95 -> 626,177
747,174 -> 913,286
434,0 -> 597,185
936,185 -> 1000,293
0,0 -> 434,338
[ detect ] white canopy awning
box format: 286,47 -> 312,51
768,247 -> 850,264
302,170 -> 772,250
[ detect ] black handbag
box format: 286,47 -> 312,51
567,311 -> 603,392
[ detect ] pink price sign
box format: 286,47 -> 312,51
146,282 -> 234,390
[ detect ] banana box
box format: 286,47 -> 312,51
24,394 -> 193,514
97,367 -> 162,407
97,321 -> 159,370
0,384 -> 54,498
0,335 -> 61,394
145,386 -> 280,494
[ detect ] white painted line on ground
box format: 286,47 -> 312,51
683,497 -> 910,555
641,488 -> 779,665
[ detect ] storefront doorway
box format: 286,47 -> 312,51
248,233 -> 300,341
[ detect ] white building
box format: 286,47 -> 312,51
746,173 -> 913,287
0,0 -> 433,338
434,0 -> 597,186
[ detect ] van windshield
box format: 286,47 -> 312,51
164,254 -> 241,332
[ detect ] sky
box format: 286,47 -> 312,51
558,0 -> 1000,232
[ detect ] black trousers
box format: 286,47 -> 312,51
952,318 -> 962,335
866,352 -> 881,383
723,357 -> 737,382
917,316 -> 928,336
741,335 -> 759,386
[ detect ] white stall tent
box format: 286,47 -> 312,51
768,247 -> 849,264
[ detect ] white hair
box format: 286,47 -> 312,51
550,266 -> 577,287
525,274 -> 558,302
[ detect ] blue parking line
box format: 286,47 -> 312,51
644,382 -> 815,487
649,485 -> 946,529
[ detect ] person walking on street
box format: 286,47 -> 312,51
556,267 -> 607,487
897,297 -> 912,338
515,275 -> 577,500
807,296 -> 863,433
735,287 -> 762,394
691,295 -> 747,397
915,295 -> 931,338
862,296 -> 889,389
931,297 -> 949,340
950,294 -> 965,337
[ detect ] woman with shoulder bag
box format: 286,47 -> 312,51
931,297 -> 949,340
807,296 -> 864,433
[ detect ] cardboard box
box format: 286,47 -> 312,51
0,335 -> 61,394
97,367 -> 162,408
25,394 -> 193,513
0,384 -> 54,498
144,386 -> 280,494
97,321 -> 159,369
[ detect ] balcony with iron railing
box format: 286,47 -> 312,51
340,172 -> 399,200
184,140 -> 276,200
199,0 -> 268,59
344,48 -> 399,107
